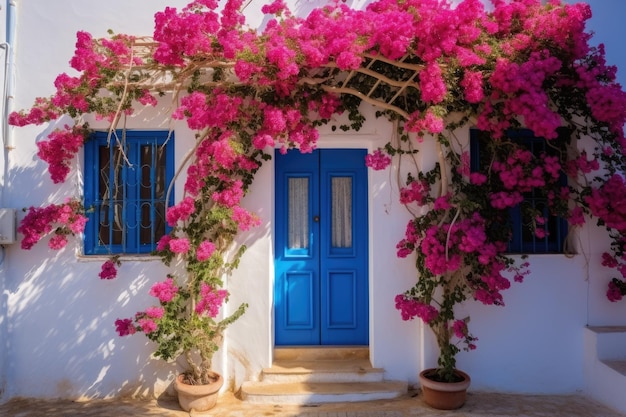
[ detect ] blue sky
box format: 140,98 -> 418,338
571,0 -> 626,87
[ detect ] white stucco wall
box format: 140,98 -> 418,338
0,1 -> 10,400
0,0 -> 625,403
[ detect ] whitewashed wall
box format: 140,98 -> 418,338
0,0 -> 625,403
0,1 -> 8,400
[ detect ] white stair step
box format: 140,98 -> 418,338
587,326 -> 626,360
240,380 -> 407,404
583,326 -> 626,414
262,359 -> 384,383
273,346 -> 369,361
602,360 -> 626,376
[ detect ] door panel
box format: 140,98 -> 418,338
326,270 -> 357,328
275,149 -> 368,345
284,271 -> 315,329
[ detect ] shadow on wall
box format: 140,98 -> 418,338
2,145 -> 271,400
1,256 -> 7,401
3,226 -> 176,400
1,136 -> 176,399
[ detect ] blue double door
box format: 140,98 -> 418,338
275,149 -> 369,346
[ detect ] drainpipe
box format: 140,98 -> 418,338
1,0 -> 16,150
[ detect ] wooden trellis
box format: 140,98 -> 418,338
300,53 -> 424,120
122,38 -> 424,120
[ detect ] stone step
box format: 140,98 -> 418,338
240,380 -> 408,404
241,347 -> 407,405
273,346 -> 369,361
583,326 -> 626,414
262,358 -> 384,383
602,360 -> 626,377
587,326 -> 626,360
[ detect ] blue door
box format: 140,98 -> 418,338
275,149 -> 369,345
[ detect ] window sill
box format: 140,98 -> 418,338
505,252 -> 578,257
76,254 -> 163,262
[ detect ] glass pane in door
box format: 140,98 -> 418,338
331,176 -> 352,248
288,177 -> 309,249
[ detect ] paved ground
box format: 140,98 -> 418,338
2,388 -> 626,417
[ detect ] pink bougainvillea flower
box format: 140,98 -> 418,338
211,180 -> 244,207
231,206 -> 261,231
534,228 -> 547,239
196,240 -> 216,262
365,149 -> 391,171
470,172 -> 487,185
137,317 -> 158,334
452,320 -> 468,339
156,235 -> 172,252
169,237 -> 191,254
568,206 -> 585,226
48,234 -> 68,250
166,196 -> 196,227
195,283 -> 228,318
607,281 -> 624,302
602,253 -> 619,268
18,200 -> 87,250
145,306 -> 165,319
394,294 -> 439,323
585,174 -> 626,233
98,259 -> 118,280
149,277 -> 179,303
400,180 -> 430,205
115,318 -> 136,337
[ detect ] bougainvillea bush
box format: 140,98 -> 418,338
10,0 -> 626,384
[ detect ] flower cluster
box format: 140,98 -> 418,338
608,279 -> 626,302
149,277 -> 178,303
195,284 -> 228,317
452,319 -> 477,351
18,200 -> 87,251
395,294 -> 438,323
585,175 -> 626,233
116,278 -> 178,337
98,257 -> 120,280
9,31 -> 142,130
602,250 -> 626,302
581,173 -> 626,297
365,149 -> 392,171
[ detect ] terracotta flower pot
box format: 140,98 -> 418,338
174,373 -> 224,412
418,368 -> 471,410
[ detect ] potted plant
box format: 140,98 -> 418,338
371,128 -> 580,409
374,127 -> 547,408
113,195 -> 252,411
13,192 -> 249,412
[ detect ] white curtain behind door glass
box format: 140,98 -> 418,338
288,177 -> 309,249
332,177 -> 352,248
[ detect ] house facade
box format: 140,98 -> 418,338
0,0 -> 626,413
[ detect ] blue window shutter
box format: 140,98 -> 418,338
83,130 -> 174,255
83,136 -> 98,254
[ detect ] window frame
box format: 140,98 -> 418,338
83,130 -> 174,255
470,128 -> 569,255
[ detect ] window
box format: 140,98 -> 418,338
84,130 -> 174,255
470,128 -> 568,254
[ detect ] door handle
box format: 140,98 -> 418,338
313,215 -> 320,222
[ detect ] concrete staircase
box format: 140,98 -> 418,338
240,347 -> 408,404
583,326 -> 626,414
